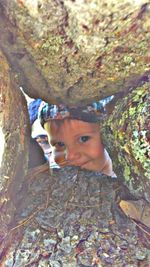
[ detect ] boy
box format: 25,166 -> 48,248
39,100 -> 116,177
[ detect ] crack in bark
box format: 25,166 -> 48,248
0,4 -> 52,100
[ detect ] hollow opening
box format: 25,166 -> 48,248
20,88 -> 116,177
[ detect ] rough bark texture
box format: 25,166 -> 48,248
101,83 -> 150,203
0,51 -> 30,258
0,0 -> 149,104
1,167 -> 150,266
0,0 -> 150,265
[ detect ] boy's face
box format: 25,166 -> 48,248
44,119 -> 106,171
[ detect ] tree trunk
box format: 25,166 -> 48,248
0,0 -> 150,265
0,0 -> 149,104
0,51 -> 30,258
101,83 -> 150,202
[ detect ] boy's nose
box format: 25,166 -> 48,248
65,146 -> 81,163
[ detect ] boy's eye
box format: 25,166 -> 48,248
54,141 -> 65,148
79,136 -> 90,143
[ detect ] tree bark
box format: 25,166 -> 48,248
0,0 -> 149,104
0,51 -> 30,256
0,1 -> 149,264
101,83 -> 150,202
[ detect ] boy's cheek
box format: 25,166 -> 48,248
53,149 -> 66,165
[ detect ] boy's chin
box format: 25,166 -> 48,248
80,161 -> 101,172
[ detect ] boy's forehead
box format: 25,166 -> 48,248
47,119 -> 99,135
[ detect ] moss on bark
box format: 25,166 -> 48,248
101,83 -> 150,202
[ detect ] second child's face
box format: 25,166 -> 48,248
44,119 -> 106,172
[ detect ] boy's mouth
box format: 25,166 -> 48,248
73,159 -> 92,169
59,160 -> 90,168
56,156 -> 93,169
80,160 -> 92,169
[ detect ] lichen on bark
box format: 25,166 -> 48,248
101,82 -> 150,202
0,0 -> 149,104
0,1 -> 150,264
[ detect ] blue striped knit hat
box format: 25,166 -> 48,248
39,96 -> 114,127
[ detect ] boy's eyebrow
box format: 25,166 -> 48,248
74,130 -> 98,138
